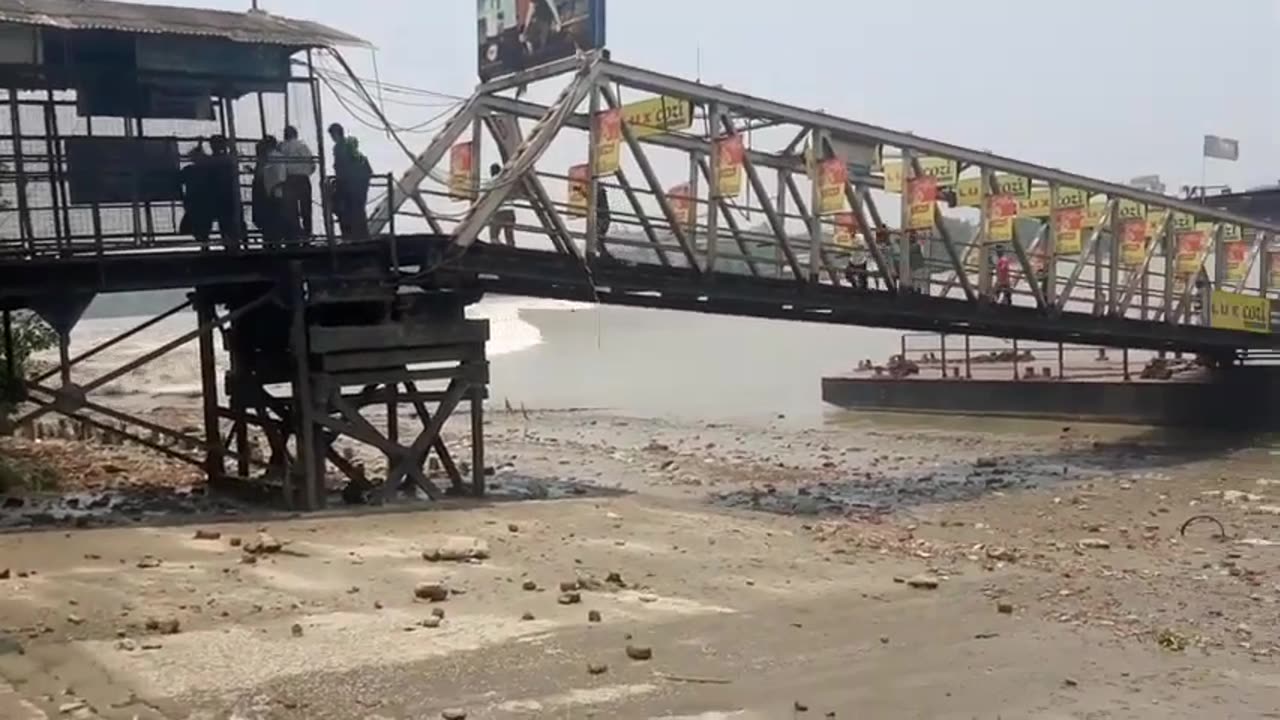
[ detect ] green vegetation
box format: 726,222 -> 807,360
0,311 -> 56,424
0,452 -> 59,493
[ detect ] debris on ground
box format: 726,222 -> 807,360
906,575 -> 939,590
414,583 -> 449,602
625,644 -> 652,661
244,532 -> 283,555
144,617 -> 181,635
423,536 -> 490,563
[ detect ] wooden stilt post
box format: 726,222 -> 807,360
194,290 -> 224,485
471,384 -> 485,497
288,263 -> 321,510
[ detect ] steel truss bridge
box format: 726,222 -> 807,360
363,52 -> 1279,357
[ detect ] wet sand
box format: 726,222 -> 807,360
2,306 -> 1280,718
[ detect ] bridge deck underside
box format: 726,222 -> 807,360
428,239 -> 1279,354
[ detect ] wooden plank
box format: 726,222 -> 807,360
317,343 -> 485,372
309,320 -> 490,354
323,361 -> 488,390
345,386 -> 489,408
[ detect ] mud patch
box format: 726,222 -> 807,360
711,456 -> 1102,517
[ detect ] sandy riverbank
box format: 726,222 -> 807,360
2,405 -> 1280,719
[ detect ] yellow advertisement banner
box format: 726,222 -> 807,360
1175,230 -> 1206,275
1019,190 -> 1052,218
1085,198 -> 1108,227
448,142 -> 474,201
954,174 -> 1031,207
1209,289 -> 1270,333
667,183 -> 695,228
1056,209 -> 1084,254
986,194 -> 1019,243
1221,224 -> 1242,242
567,163 -> 590,217
832,212 -> 860,248
621,96 -> 693,139
593,109 -> 622,175
995,187 -> 1087,218
883,157 -> 958,193
818,158 -> 848,215
715,134 -> 745,198
1224,241 -> 1248,283
1117,199 -> 1146,221
1055,186 -> 1089,209
1120,219 -> 1147,266
1146,210 -> 1166,239
906,176 -> 937,231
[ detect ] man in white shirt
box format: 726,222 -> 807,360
278,125 -> 316,240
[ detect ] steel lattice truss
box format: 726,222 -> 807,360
371,53 -> 1279,334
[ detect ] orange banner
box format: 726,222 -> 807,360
1056,208 -> 1084,255
715,134 -> 745,198
567,163 -> 590,217
593,109 -> 622,175
986,194 -> 1019,243
1175,230 -> 1206,276
667,182 -> 695,228
818,158 -> 848,215
1224,241 -> 1248,283
448,142 -> 474,201
819,161 -> 849,217
1120,219 -> 1147,266
906,176 -> 936,231
833,212 -> 859,248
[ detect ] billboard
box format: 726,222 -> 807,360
448,142 -> 474,201
622,96 -> 693,139
1209,290 -> 1269,333
477,0 -> 607,81
567,163 -> 590,217
65,137 -> 181,205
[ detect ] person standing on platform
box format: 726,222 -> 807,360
994,246 -> 1013,305
327,123 -> 372,240
252,136 -> 286,249
179,143 -> 212,249
206,135 -> 242,251
278,126 -> 316,241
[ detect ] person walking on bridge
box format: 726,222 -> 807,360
994,246 -> 1013,305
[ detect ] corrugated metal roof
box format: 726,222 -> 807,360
0,0 -> 369,48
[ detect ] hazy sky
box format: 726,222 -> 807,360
147,0 -> 1280,195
